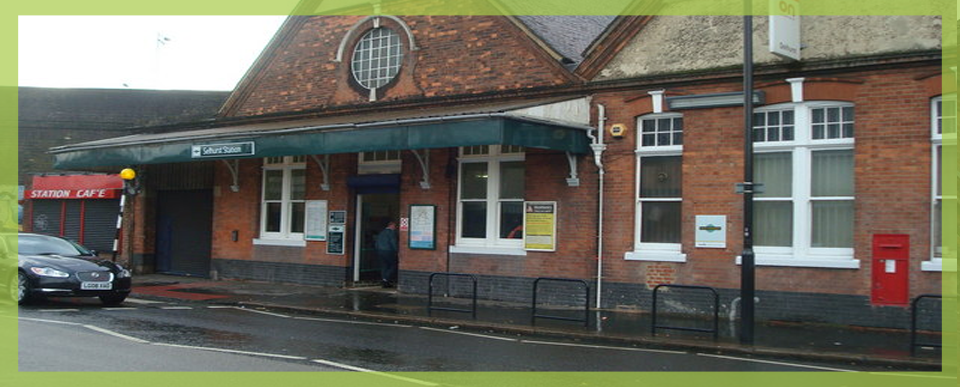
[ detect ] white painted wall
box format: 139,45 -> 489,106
596,15 -> 942,81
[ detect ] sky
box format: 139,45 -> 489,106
18,16 -> 287,91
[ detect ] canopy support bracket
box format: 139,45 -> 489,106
310,155 -> 331,191
410,149 -> 431,190
565,152 -> 580,187
222,160 -> 241,192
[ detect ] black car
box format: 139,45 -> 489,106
15,233 -> 131,306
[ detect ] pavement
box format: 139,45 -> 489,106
129,274 -> 943,371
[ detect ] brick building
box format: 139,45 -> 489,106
48,13 -> 946,328
19,87 -> 228,249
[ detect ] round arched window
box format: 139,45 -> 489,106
350,27 -> 403,90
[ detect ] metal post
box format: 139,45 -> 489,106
740,11 -> 756,346
110,193 -> 126,262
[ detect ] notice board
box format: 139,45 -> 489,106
524,201 -> 557,252
304,200 -> 328,241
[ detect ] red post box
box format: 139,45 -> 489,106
871,234 -> 910,306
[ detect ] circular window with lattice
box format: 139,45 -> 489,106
350,27 -> 403,92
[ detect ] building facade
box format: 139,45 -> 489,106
48,13 -> 947,329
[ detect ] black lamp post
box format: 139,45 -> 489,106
740,12 -> 757,346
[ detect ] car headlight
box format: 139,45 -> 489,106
117,268 -> 131,278
30,267 -> 70,278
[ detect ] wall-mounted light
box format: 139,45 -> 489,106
119,168 -> 140,196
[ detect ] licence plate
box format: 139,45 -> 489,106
81,282 -> 112,290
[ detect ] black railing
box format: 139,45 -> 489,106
427,272 -> 478,319
651,284 -> 720,340
531,277 -> 590,328
910,294 -> 942,355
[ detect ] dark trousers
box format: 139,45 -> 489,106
378,250 -> 398,282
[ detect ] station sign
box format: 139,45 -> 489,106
26,188 -> 120,199
191,142 -> 256,159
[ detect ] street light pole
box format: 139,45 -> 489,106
740,12 -> 756,346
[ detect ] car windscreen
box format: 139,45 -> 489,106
18,234 -> 92,256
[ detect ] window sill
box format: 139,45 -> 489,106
624,251 -> 687,262
253,238 -> 306,248
736,255 -> 859,269
921,260 -> 942,272
449,245 -> 526,256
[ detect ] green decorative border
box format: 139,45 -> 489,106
3,1 -> 956,387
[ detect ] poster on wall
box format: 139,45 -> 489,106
304,200 -> 328,241
327,225 -> 345,255
408,204 -> 436,250
695,215 -> 727,248
524,201 -> 557,252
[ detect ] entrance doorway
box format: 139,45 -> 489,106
155,189 -> 213,277
353,193 -> 400,284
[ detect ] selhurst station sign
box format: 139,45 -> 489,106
191,142 -> 256,159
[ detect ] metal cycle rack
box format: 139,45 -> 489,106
531,277 -> 590,328
651,284 -> 720,340
910,294 -> 942,355
427,272 -> 478,319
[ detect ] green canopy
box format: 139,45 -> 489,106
52,103 -> 593,170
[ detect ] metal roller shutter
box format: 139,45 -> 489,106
30,200 -> 62,236
62,200 -> 82,242
82,199 -> 120,254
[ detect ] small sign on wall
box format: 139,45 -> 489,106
327,225 -> 345,255
695,215 -> 726,248
329,210 -> 346,225
524,202 -> 557,252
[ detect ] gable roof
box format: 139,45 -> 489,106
575,15 -> 656,80
219,15 -> 616,118
514,16 -> 617,67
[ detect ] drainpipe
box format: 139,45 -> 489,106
586,104 -> 607,310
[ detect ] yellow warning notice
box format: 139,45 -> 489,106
524,202 -> 556,251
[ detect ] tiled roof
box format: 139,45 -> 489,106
515,15 -> 617,67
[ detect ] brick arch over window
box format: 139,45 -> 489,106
801,78 -> 863,103
335,15 -> 419,63
333,16 -> 420,101
759,78 -> 863,105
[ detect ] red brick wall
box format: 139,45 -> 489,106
199,146 -> 600,280
397,148 -> 454,274
399,147 -> 600,280
591,64 -> 942,299
224,16 -> 575,117
208,155 -> 356,268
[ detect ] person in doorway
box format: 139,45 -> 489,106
375,220 -> 399,288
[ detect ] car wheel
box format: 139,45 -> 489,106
99,294 -> 127,306
17,271 -> 32,305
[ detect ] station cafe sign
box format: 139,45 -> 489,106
26,174 -> 123,200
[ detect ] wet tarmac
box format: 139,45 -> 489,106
129,274 -> 944,370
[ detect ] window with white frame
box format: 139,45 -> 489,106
750,102 -> 856,268
351,27 -> 403,90
454,145 -> 525,253
358,150 -> 401,174
627,113 -> 685,262
926,96 -> 946,271
259,156 -> 307,243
